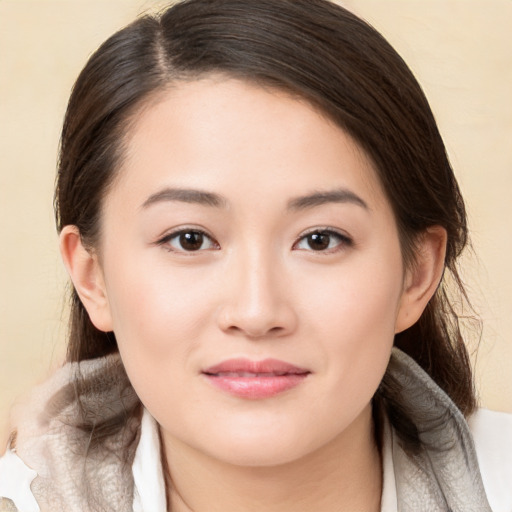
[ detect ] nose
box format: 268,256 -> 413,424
216,252 -> 298,339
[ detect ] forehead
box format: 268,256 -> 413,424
113,77 -> 388,212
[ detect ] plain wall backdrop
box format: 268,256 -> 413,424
1,0 -> 511,443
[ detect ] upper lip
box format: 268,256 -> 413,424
203,358 -> 310,376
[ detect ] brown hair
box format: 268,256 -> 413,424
55,0 -> 476,453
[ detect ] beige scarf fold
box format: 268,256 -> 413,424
11,355 -> 140,512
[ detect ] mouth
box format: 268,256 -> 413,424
202,358 -> 311,399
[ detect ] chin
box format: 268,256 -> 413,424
195,423 -> 331,468
210,440 -> 310,468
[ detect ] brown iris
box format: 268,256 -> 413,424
307,232 -> 330,251
179,231 -> 204,251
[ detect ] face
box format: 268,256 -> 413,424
94,77 -> 408,466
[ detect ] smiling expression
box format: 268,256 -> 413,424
85,77 -> 410,466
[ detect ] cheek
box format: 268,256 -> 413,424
100,253 -> 224,408
296,247 -> 403,403
104,256 -> 215,351
298,253 -> 404,345
102,261 -> 213,416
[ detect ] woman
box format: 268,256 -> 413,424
0,0 -> 510,510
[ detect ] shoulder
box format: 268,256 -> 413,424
468,408 -> 512,511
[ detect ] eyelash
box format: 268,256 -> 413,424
156,227 -> 353,254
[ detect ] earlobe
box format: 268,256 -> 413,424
59,226 -> 113,332
395,226 -> 447,333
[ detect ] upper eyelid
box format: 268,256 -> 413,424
157,226 -> 215,242
295,227 -> 352,241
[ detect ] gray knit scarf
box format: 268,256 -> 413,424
2,348 -> 492,511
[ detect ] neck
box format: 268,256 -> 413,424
162,404 -> 382,512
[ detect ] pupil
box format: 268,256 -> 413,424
180,232 -> 203,251
308,232 -> 330,250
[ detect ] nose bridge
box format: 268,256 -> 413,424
218,243 -> 295,337
242,247 -> 276,307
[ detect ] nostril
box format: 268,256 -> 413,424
222,323 -> 286,339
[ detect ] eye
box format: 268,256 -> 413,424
158,229 -> 219,252
293,229 -> 352,252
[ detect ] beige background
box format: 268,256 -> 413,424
1,0 -> 511,443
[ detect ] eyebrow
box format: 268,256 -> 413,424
140,186 -> 368,212
287,189 -> 369,211
141,187 -> 227,209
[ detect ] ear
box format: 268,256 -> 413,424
395,226 -> 447,333
59,225 -> 113,332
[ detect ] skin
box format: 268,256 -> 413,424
61,77 -> 446,511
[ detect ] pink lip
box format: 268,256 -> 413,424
202,358 -> 310,399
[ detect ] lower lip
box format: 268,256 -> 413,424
203,374 -> 309,399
